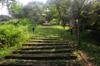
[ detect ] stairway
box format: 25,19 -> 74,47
0,37 -> 81,66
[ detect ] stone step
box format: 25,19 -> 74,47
31,36 -> 60,39
22,45 -> 75,49
31,38 -> 58,40
13,51 -> 72,54
22,44 -> 77,49
31,37 -> 64,39
29,39 -> 59,42
1,64 -> 79,66
28,40 -> 68,43
13,59 -> 77,63
24,43 -> 68,45
29,39 -> 58,41
19,48 -> 74,51
6,53 -> 72,57
23,43 -> 76,47
13,49 -> 73,54
2,59 -> 78,65
1,59 -> 81,66
5,54 -> 77,60
19,48 -> 75,52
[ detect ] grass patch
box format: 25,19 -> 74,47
33,25 -> 70,38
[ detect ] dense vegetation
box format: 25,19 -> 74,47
0,18 -> 33,57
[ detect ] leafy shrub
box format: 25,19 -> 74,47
0,25 -> 29,47
3,18 -> 31,26
0,18 -> 33,48
50,19 -> 59,25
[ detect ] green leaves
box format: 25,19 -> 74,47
0,18 -> 33,48
0,25 -> 19,47
0,18 -> 33,57
9,2 -> 23,18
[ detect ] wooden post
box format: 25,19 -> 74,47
76,19 -> 81,48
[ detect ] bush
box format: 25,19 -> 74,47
0,25 -> 28,47
50,19 -> 59,25
0,18 -> 33,48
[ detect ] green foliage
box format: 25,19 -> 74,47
10,3 -> 22,13
0,18 -> 34,57
50,19 -> 59,24
18,18 -> 31,26
0,18 -> 33,48
22,2 -> 44,22
17,18 -> 35,32
9,2 -> 23,18
47,0 -> 71,24
33,25 -> 69,38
